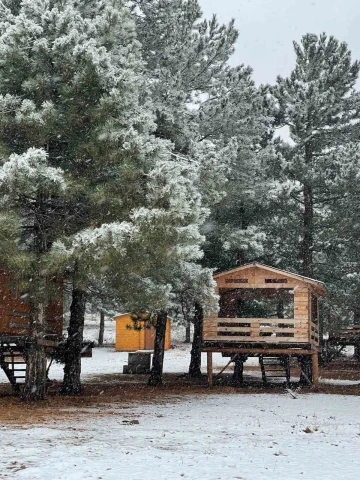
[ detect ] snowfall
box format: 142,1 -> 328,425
1,318 -> 360,480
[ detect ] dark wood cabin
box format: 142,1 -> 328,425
0,271 -> 63,338
0,271 -> 63,392
202,263 -> 327,387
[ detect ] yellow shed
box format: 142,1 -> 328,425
115,313 -> 171,352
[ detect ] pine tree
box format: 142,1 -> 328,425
317,144 -> 360,340
52,148 -> 218,384
270,33 -> 360,277
0,148 -> 67,400
133,0 -> 271,377
0,0 -> 159,397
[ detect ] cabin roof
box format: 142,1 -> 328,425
114,313 -> 172,320
213,262 -> 327,296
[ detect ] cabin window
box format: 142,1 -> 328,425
265,278 -> 288,284
225,278 -> 248,284
219,288 -> 294,319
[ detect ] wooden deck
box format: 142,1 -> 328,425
329,326 -> 360,346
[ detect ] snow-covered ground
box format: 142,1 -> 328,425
1,394 -> 360,479
1,318 -> 360,479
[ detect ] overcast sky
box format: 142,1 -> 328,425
199,0 -> 360,86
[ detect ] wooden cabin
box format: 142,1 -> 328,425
202,263 -> 327,387
0,271 -> 63,391
0,271 -> 63,338
115,313 -> 171,352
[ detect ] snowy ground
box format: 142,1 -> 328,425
1,318 -> 360,479
1,394 -> 360,479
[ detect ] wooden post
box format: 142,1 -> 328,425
312,352 -> 319,388
299,355 -> 312,386
259,355 -> 267,384
207,352 -> 213,388
232,354 -> 244,387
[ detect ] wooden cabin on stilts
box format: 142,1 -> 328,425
202,263 -> 326,388
0,271 -> 63,393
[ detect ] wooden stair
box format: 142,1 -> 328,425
0,339 -> 27,393
259,355 -> 291,386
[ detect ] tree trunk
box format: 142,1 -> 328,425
353,304 -> 360,360
22,196 -> 49,401
188,302 -> 203,378
185,320 -> 191,343
60,288 -> 87,395
302,143 -> 314,277
277,300 -> 284,319
98,310 -> 105,347
232,354 -> 246,387
22,304 -> 47,401
148,311 -> 168,386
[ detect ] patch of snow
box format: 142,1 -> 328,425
320,378 -> 360,386
1,394 -> 360,479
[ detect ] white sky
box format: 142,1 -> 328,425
199,0 -> 360,85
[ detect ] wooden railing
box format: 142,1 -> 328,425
310,321 -> 319,346
203,317 -> 309,344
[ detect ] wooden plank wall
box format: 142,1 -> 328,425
115,316 -> 143,351
115,316 -> 171,351
0,272 -> 63,337
0,272 -> 30,336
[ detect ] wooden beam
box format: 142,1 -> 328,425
214,355 -> 235,378
207,351 -> 213,388
202,347 -> 316,356
312,352 -> 319,389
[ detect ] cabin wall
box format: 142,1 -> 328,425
293,287 -> 310,343
45,299 -> 63,337
0,272 -> 63,337
215,267 -> 309,290
0,272 -> 30,336
115,315 -> 171,351
115,315 -> 143,351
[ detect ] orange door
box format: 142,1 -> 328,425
144,327 -> 156,350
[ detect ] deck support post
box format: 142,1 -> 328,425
259,355 -> 267,384
299,355 -> 312,386
207,351 -> 213,388
311,352 -> 319,388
